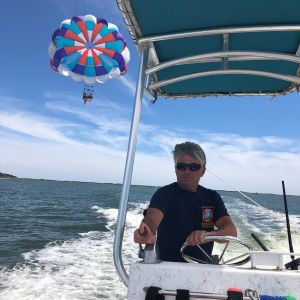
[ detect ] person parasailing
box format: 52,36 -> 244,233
48,15 -> 130,104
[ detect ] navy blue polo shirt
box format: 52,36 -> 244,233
149,182 -> 229,263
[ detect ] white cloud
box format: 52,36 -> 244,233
44,91 -> 130,115
1,93 -> 300,195
0,111 -> 77,144
46,101 -> 130,134
119,76 -> 137,95
0,133 -> 125,183
203,145 -> 300,194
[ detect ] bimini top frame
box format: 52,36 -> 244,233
113,0 -> 300,286
117,0 -> 300,99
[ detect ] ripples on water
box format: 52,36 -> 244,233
0,179 -> 299,299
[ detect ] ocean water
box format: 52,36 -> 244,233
0,179 -> 300,300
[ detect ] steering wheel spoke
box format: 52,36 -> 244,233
180,235 -> 252,266
222,252 -> 250,264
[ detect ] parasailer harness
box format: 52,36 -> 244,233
82,85 -> 94,104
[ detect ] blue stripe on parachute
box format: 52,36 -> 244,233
99,26 -> 115,38
56,37 -> 75,48
85,20 -> 95,31
84,56 -> 96,76
98,53 -> 115,72
105,41 -> 123,52
62,20 -> 81,35
61,52 -> 81,71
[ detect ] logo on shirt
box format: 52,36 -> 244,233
201,207 -> 214,227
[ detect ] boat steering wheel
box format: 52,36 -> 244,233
180,235 -> 252,265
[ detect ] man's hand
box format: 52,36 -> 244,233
134,222 -> 157,244
133,208 -> 163,244
186,230 -> 208,246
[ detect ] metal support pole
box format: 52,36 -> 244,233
113,45 -> 150,286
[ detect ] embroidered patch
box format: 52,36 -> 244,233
201,207 -> 214,227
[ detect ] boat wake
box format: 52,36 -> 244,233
0,197 -> 299,299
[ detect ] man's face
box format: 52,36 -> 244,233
175,154 -> 206,192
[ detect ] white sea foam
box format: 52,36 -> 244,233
0,198 -> 299,300
224,196 -> 300,251
0,203 -> 146,300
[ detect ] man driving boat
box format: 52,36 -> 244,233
134,141 -> 237,262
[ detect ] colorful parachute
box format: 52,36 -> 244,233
48,15 -> 130,102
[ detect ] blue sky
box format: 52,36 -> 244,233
1,0 -> 300,195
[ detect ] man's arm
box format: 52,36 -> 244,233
134,208 -> 164,244
213,215 -> 237,237
186,216 -> 237,246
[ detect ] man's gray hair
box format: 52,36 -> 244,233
173,141 -> 206,166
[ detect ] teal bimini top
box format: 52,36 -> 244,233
117,0 -> 300,99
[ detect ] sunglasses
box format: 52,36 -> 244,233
176,162 -> 202,172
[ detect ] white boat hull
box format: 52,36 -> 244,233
127,261 -> 300,299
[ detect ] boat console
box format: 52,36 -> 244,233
128,248 -> 300,299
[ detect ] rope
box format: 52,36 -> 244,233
206,169 -> 263,208
206,169 -> 293,228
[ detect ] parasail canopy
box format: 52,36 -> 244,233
49,14 -> 130,85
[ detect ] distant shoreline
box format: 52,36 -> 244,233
1,172 -> 299,197
0,172 -> 17,179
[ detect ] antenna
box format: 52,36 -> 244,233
281,180 -> 294,260
282,181 -> 300,270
